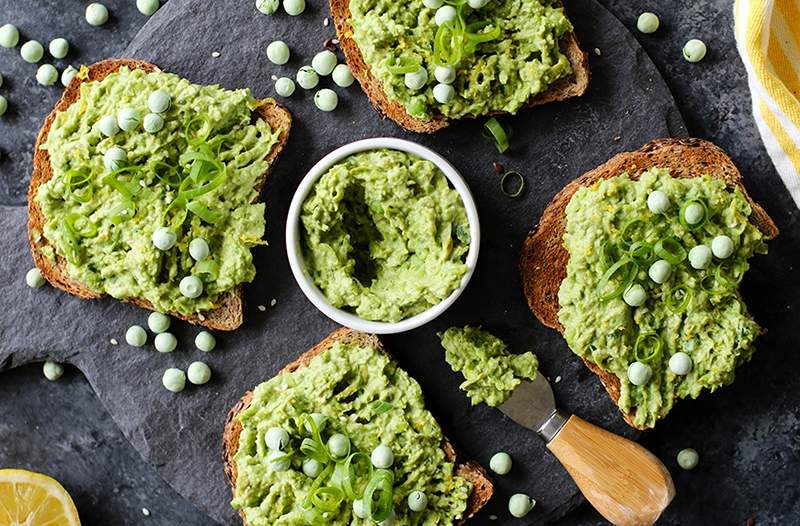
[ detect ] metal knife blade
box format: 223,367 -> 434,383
499,375 -> 567,442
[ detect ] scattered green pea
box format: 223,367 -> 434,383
637,12 -> 660,34
187,361 -> 212,385
647,190 -> 669,213
179,275 -> 203,299
302,458 -> 323,478
352,499 -> 366,519
117,108 -> 141,132
265,427 -> 290,450
423,0 -> 443,7
147,312 -> 171,333
151,226 -> 177,251
435,6 -> 457,26
283,0 -> 306,16
433,83 -> 455,103
623,283 -> 647,307
136,0 -> 161,16
296,66 -> 319,90
434,65 -> 455,84
489,452 -> 512,475
154,332 -> 177,353
48,38 -> 69,59
43,361 -> 64,381
266,41 -> 290,65
332,64 -> 354,87
125,325 -> 147,347
275,77 -> 295,97
314,88 -> 338,112
189,238 -> 210,261
311,50 -> 337,76
327,433 -> 350,458
668,352 -> 693,375
21,40 -> 44,64
195,331 -> 216,352
86,3 -> 110,26
162,367 -> 186,393
683,39 -> 707,63
688,245 -> 712,270
268,450 -> 291,471
103,146 -> 128,172
404,67 -> 428,91
711,235 -> 734,259
148,90 -> 171,113
143,113 -> 164,133
0,24 -> 19,48
61,65 -> 78,87
508,494 -> 535,518
26,267 -> 45,288
36,65 -> 58,86
407,491 -> 428,512
648,260 -> 672,284
371,445 -> 394,468
256,0 -> 280,15
627,361 -> 652,386
677,448 -> 699,470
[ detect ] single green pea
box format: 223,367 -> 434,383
154,332 -> 177,353
188,238 -> 210,261
98,115 -> 120,137
688,245 -> 712,270
627,361 -> 652,386
0,24 -> 19,48
371,445 -> 394,468
268,450 -> 291,471
86,3 -> 110,26
148,90 -> 171,113
352,499 -> 366,519
49,38 -> 69,59
647,190 -> 669,213
125,325 -> 147,347
26,267 -> 46,288
623,283 -> 647,307
43,361 -> 64,381
648,260 -> 672,284
21,40 -> 44,63
489,452 -> 512,475
117,107 -> 141,132
311,50 -> 337,76
683,39 -> 707,63
256,0 -> 280,15
136,0 -> 160,16
668,352 -> 693,375
302,458 -> 323,478
151,226 -> 177,251
637,12 -> 660,34
435,5 -> 457,26
327,433 -> 350,458
36,65 -> 59,86
683,202 -> 704,225
711,235 -> 734,259
147,312 -> 171,333
179,275 -> 203,299
407,490 -> 428,512
434,65 -> 455,84
283,0 -> 305,15
194,331 -> 216,353
266,41 -> 290,65
296,66 -> 319,90
468,0 -> 489,8
677,448 -> 699,470
332,64 -> 354,87
275,77 -> 295,97
103,146 -> 128,172
61,65 -> 78,87
265,427 -> 290,451
508,494 -> 535,518
423,0 -> 443,7
314,89 -> 338,112
404,67 -> 428,91
143,113 -> 164,133
0,95 -> 6,117
433,83 -> 455,104
187,361 -> 212,385
162,367 -> 186,393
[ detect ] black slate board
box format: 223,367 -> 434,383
0,0 -> 686,523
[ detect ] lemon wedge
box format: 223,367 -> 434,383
0,469 -> 80,526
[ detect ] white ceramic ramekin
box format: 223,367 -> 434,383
285,138 -> 481,334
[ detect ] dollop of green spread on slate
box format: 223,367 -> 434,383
37,67 -> 280,316
301,149 -> 470,323
558,168 -> 768,428
349,0 -> 573,120
440,326 -> 539,406
231,342 -> 471,525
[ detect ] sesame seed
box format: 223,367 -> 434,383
110,338 -> 118,345
211,51 -> 220,58
257,305 -> 266,312
555,375 -> 562,383
270,298 -> 277,306
323,17 -> 329,26
142,508 -> 151,517
198,313 -> 205,321
594,47 -> 601,56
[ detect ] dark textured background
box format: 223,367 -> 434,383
0,1 -> 798,525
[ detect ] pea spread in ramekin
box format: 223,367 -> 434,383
231,342 -> 471,525
300,149 -> 471,323
349,0 -> 573,120
558,168 -> 768,428
36,67 -> 281,316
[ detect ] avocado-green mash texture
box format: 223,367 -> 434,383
231,342 -> 471,525
440,326 -> 538,406
36,67 -> 280,316
349,0 -> 573,120
558,169 -> 768,428
301,149 -> 470,323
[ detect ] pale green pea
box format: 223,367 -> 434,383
98,115 -> 119,137
36,65 -> 58,86
148,90 -> 171,113
143,113 -> 164,133
296,66 -> 319,90
266,41 -> 290,65
43,361 -> 64,381
86,3 -> 110,26
648,260 -> 672,284
103,147 -> 128,172
189,238 -> 210,261
26,267 -> 45,288
265,427 -> 290,450
468,0 -> 489,8
668,352 -> 693,375
256,0 -> 280,14
151,227 -> 177,251
137,0 -> 160,16
371,445 -> 394,468
311,50 -> 337,76
125,325 -> 147,347
275,77 -> 295,97
61,66 -> 78,87
423,0 -> 443,7
647,190 -> 669,213
162,368 -> 186,393
195,331 -> 216,352
434,65 -> 455,84
683,202 -> 704,225
147,312 -> 171,333
268,450 -> 291,471
117,108 -> 141,132
489,452 -> 512,475
187,361 -> 211,385
21,41 -> 44,63
627,361 -> 652,386
154,332 -> 177,353
314,89 -> 338,112
637,12 -> 660,34
0,96 -> 6,117
407,491 -> 428,512
623,283 -> 647,307
683,39 -> 707,63
179,276 -> 203,298
0,24 -> 19,48
332,64 -> 354,87
433,83 -> 455,104
435,5 -> 457,25
283,0 -> 305,15
404,67 -> 428,90
508,494 -> 535,518
711,235 -> 734,259
352,499 -> 366,519
327,433 -> 350,458
688,245 -> 712,270
302,458 -> 323,478
49,38 -> 69,59
677,448 -> 699,470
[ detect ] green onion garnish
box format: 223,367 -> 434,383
628,241 -> 653,264
654,237 -> 687,265
371,400 -> 394,416
665,285 -> 692,313
483,117 -> 510,153
64,212 -> 98,238
363,469 -> 394,522
310,486 -> 344,511
600,240 -> 620,268
500,171 -> 525,198
386,57 -> 421,75
619,218 -> 645,248
715,260 -> 747,288
597,258 -> 638,301
634,333 -> 662,363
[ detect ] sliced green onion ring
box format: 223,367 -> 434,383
628,241 -> 653,263
363,469 -> 394,522
597,258 -> 638,301
666,285 -> 693,313
483,117 -> 510,153
634,333 -> 662,363
195,260 -> 219,281
187,200 -> 223,224
310,486 -> 344,512
679,198 -> 708,230
184,114 -> 213,144
654,237 -> 687,265
619,219 -> 645,248
500,171 -> 525,198
715,260 -> 747,288
386,56 -> 421,75
64,212 -> 98,238
600,240 -> 619,268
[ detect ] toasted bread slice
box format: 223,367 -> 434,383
27,59 -> 292,331
520,138 -> 779,429
329,0 -> 589,133
222,327 -> 494,525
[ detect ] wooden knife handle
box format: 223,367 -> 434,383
546,415 -> 675,526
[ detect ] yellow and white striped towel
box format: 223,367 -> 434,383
735,0 -> 800,208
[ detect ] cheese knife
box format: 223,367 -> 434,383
499,375 -> 675,526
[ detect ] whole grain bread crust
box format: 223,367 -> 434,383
329,0 -> 589,133
519,138 -> 779,429
27,59 -> 292,331
222,328 -> 494,525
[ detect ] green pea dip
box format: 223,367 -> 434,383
300,149 -> 471,323
230,341 -> 472,525
440,326 -> 539,406
35,67 -> 281,316
349,0 -> 573,120
558,168 -> 768,428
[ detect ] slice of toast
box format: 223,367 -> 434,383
329,0 -> 589,133
519,138 -> 779,429
222,327 -> 494,525
27,59 -> 293,331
